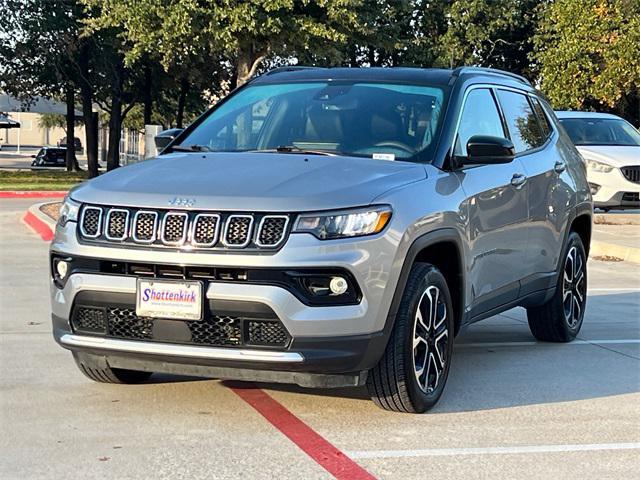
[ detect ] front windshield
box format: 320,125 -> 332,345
559,117 -> 640,146
177,82 -> 446,161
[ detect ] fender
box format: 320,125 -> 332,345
382,227 -> 466,340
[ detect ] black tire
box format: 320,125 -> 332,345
527,231 -> 587,342
367,263 -> 455,413
73,352 -> 152,384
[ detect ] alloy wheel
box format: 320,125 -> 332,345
412,285 -> 449,394
562,246 -> 586,328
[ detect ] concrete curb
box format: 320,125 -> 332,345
0,191 -> 67,198
591,240 -> 640,265
21,201 -> 57,241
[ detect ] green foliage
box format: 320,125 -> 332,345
82,0 -> 364,85
437,0 -> 539,75
38,113 -> 83,130
533,0 -> 640,122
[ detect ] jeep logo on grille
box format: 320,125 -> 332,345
168,197 -> 196,207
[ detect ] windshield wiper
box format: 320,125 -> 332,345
248,145 -> 336,156
170,144 -> 212,152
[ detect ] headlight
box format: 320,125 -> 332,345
58,196 -> 81,226
586,159 -> 613,173
294,206 -> 392,240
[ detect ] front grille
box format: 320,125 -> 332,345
223,215 -> 253,247
192,214 -> 220,246
247,320 -> 289,347
257,216 -> 288,246
107,307 -> 154,340
162,213 -> 188,244
73,307 -> 106,333
133,211 -> 157,242
622,192 -> 640,202
78,206 -> 288,251
71,305 -> 291,349
621,166 -> 640,184
106,209 -> 129,240
80,207 -> 102,238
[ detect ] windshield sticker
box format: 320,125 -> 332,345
372,153 -> 395,161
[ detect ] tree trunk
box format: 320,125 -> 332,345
80,84 -> 98,178
176,77 -> 189,128
143,63 -> 153,125
107,95 -> 122,171
65,84 -> 79,172
235,43 -> 267,88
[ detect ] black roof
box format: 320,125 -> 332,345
252,66 -> 532,88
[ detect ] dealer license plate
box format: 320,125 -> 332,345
136,279 -> 203,321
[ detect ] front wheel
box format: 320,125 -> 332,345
527,231 -> 587,342
367,263 -> 455,413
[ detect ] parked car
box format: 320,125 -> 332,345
31,147 -> 67,168
57,136 -> 83,154
556,111 -> 640,211
50,66 -> 592,413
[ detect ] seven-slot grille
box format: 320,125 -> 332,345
78,205 -> 289,250
621,166 -> 640,184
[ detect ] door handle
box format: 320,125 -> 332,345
554,161 -> 566,173
511,173 -> 527,188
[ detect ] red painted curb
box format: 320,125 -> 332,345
231,386 -> 376,480
0,191 -> 67,198
22,211 -> 55,241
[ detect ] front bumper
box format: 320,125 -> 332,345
589,169 -> 640,208
50,220 -> 402,382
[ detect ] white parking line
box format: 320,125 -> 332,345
457,339 -> 640,348
347,442 -> 640,459
588,288 -> 640,292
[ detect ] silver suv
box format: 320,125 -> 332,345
50,67 -> 592,413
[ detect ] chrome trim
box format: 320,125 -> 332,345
79,206 -> 103,239
160,211 -> 189,246
104,208 -> 130,241
59,334 -> 304,363
132,210 -> 158,244
190,213 -> 221,248
255,215 -> 290,248
222,214 -> 254,248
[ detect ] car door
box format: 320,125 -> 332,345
453,87 -> 530,317
494,90 -> 573,294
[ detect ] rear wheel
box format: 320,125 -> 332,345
367,263 -> 455,413
73,353 -> 152,384
527,232 -> 587,342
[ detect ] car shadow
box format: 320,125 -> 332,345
145,292 -> 639,413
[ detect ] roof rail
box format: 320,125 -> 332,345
265,66 -> 322,76
452,66 -> 531,86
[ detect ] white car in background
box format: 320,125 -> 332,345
556,111 -> 640,211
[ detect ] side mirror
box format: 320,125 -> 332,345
154,128 -> 184,149
462,135 -> 515,165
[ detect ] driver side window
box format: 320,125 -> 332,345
454,89 -> 506,157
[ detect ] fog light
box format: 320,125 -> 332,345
588,182 -> 600,195
55,259 -> 69,279
329,276 -> 348,295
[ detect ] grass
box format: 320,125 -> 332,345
0,170 -> 88,191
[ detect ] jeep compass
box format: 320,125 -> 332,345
50,67 -> 592,413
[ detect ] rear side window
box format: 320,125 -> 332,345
496,90 -> 544,153
454,88 -> 506,157
530,97 -> 552,138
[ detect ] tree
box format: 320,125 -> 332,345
533,0 -> 640,125
82,0 -> 364,95
437,0 -> 540,77
0,0 -> 82,171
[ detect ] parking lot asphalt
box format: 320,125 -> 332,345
1,197 -> 639,479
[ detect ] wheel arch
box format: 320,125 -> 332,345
385,228 -> 466,338
569,212 -> 592,257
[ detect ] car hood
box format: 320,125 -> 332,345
576,145 -> 640,168
71,152 -> 427,211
